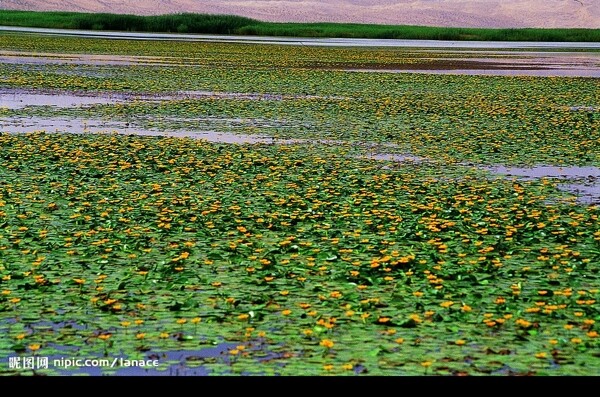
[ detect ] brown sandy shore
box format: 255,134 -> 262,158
1,0 -> 599,28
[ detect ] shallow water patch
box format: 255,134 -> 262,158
480,165 -> 600,179
1,116 -> 408,150
557,183 -> 600,205
480,164 -> 600,205
0,51 -> 180,67
354,152 -> 427,164
0,88 -> 348,112
341,51 -> 600,77
568,106 -> 599,112
0,116 -> 278,143
356,152 -> 600,205
0,91 -> 126,109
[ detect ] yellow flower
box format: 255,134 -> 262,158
320,339 -> 335,349
282,309 -> 292,316
28,344 -> 41,351
135,333 -> 146,339
176,319 -> 187,325
455,339 -> 466,346
409,314 -> 422,323
440,301 -> 454,308
535,352 -> 547,359
420,361 -> 432,368
191,317 -> 201,324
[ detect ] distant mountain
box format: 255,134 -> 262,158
2,0 -> 599,28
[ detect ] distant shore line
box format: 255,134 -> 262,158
1,10 -> 600,42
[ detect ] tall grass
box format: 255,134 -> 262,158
252,23 -> 600,42
1,10 -> 599,42
0,11 -> 257,34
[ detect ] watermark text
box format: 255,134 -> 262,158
8,356 -> 159,370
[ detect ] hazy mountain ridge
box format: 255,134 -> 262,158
1,0 -> 599,28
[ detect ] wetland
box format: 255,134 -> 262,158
0,32 -> 599,376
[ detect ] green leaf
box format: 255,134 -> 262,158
368,348 -> 381,357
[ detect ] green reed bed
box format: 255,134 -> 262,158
2,10 -> 600,42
